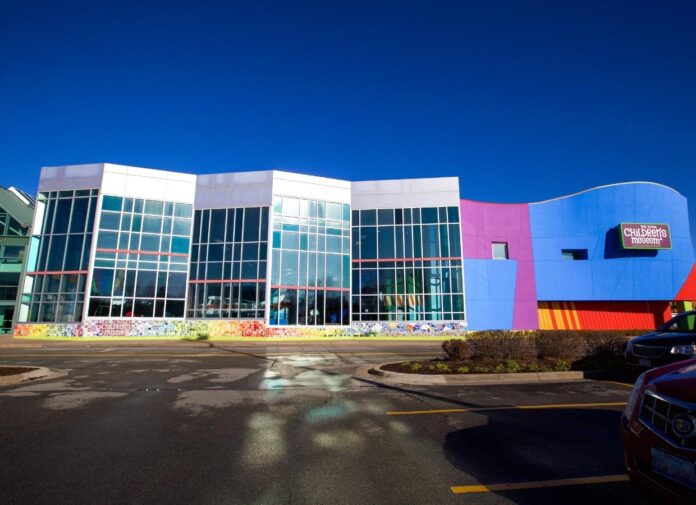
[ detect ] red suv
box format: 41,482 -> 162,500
622,358 -> 696,504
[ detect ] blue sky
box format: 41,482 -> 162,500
1,1 -> 695,239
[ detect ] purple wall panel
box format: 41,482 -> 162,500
460,200 -> 539,329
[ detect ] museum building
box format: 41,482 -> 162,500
12,163 -> 696,337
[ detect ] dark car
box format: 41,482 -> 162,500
621,357 -> 696,504
625,311 -> 696,368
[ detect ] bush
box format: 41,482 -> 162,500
535,330 -> 587,360
468,330 -> 538,360
442,339 -> 470,361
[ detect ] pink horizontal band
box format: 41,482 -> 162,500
96,248 -> 188,257
189,279 -> 266,284
27,270 -> 88,276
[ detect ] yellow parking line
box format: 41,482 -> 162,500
451,474 -> 629,494
386,401 -> 627,416
603,380 -> 634,388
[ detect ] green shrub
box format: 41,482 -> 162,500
410,363 -> 422,371
441,339 -> 469,361
468,330 -> 537,360
456,366 -> 470,373
535,330 -> 587,360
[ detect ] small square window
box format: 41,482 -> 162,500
492,242 -> 509,260
561,249 -> 588,260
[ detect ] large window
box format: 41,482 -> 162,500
187,207 -> 269,319
269,196 -> 351,325
352,206 -> 465,321
88,195 -> 192,318
20,189 -> 98,322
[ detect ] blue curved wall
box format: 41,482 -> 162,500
529,183 -> 694,302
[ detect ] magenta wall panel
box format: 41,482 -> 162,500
460,200 -> 539,329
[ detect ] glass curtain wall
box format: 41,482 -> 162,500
88,195 -> 192,318
187,207 -> 269,319
20,190 -> 98,322
269,196 -> 351,326
351,206 -> 465,321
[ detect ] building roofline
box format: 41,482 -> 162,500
461,181 -> 684,206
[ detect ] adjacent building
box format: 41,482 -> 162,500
0,186 -> 35,333
12,163 -> 696,337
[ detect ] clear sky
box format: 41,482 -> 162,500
1,1 -> 695,239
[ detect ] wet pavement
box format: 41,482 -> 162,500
0,343 -> 638,504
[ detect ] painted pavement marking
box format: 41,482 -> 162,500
386,401 -> 627,416
451,474 -> 630,494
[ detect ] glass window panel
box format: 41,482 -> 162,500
140,235 -> 160,252
136,271 -> 156,297
361,209 -> 376,226
131,215 -> 142,232
421,225 -> 439,258
206,262 -> 223,280
281,250 -> 298,285
165,300 -> 184,317
70,198 -> 89,233
133,299 -> 154,317
174,203 -> 192,218
243,243 -> 258,261
91,268 -> 114,297
53,198 -> 72,234
173,218 -> 190,236
421,207 -> 437,224
449,225 -> 461,257
88,298 -> 111,317
112,270 -> 126,296
377,226 -> 395,259
325,254 -> 341,287
282,198 -> 300,217
102,195 -> 122,212
378,209 -> 393,225
327,203 -> 341,221
209,209 -> 226,242
260,207 -> 269,240
243,208 -> 260,241
448,207 -> 459,223
64,235 -> 84,270
144,200 -> 164,215
47,235 -> 66,271
167,273 -> 186,299
171,237 -> 190,254
99,212 -> 121,231
142,216 -> 162,234
208,244 -> 223,261
360,227 -> 376,259
439,224 -> 449,257
360,270 -> 377,294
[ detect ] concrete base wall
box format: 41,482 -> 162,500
14,320 -> 468,337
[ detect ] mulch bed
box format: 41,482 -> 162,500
381,358 -> 574,375
0,366 -> 38,377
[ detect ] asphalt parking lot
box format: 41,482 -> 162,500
0,342 -> 638,505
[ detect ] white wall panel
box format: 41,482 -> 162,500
351,177 -> 460,209
272,171 -> 351,204
38,164 -> 104,192
196,171 -> 274,209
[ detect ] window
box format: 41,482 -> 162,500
561,249 -> 588,260
492,242 -> 509,260
352,205 -> 465,322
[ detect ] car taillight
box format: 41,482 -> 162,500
624,371 -> 647,421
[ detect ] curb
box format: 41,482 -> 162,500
363,366 -> 585,386
0,366 -> 51,386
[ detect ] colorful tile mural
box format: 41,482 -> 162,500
13,320 -> 468,338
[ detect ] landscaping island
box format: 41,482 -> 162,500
380,330 -> 638,375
